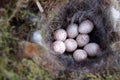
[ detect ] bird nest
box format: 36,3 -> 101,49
45,0 -> 120,75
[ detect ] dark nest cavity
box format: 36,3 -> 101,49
46,0 -> 118,74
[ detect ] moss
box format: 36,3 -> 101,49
21,59 -> 52,80
0,55 -> 20,80
0,1 -> 52,79
0,24 -> 13,54
0,55 -> 52,80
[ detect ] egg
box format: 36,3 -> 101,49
67,23 -> 78,38
64,39 -> 78,52
54,29 -> 67,41
52,41 -> 66,55
84,43 -> 101,57
79,20 -> 94,34
76,34 -> 90,47
73,49 -> 87,62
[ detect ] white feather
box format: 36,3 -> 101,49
32,30 -> 42,45
111,7 -> 120,20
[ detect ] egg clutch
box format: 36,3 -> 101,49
52,20 -> 101,62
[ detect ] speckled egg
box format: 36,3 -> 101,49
54,29 -> 67,41
76,34 -> 90,47
73,49 -> 87,62
79,20 -> 94,34
84,43 -> 101,57
52,41 -> 66,55
67,23 -> 78,38
64,39 -> 78,52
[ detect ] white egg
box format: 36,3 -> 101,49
73,49 -> 87,62
31,30 -> 42,45
79,20 -> 94,34
54,29 -> 67,41
52,41 -> 66,55
84,43 -> 101,57
76,34 -> 90,47
64,39 -> 78,52
67,24 -> 78,38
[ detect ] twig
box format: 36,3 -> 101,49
34,0 -> 44,13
